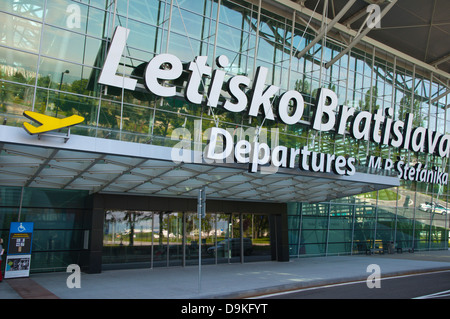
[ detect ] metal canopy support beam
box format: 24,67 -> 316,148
342,6 -> 369,27
325,0 -> 398,69
274,0 -> 450,80
296,15 -> 319,34
424,0 -> 437,63
296,0 -> 356,59
430,88 -> 450,104
123,164 -> 181,193
432,53 -> 450,67
62,154 -> 106,189
25,149 -> 58,187
93,158 -> 148,193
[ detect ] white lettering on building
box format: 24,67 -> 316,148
98,26 -> 450,177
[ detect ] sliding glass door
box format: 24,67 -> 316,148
103,210 -> 272,268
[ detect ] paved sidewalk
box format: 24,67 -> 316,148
1,250 -> 450,299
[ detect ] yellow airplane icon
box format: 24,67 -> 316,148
23,111 -> 84,135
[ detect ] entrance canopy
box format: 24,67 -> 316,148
0,126 -> 398,203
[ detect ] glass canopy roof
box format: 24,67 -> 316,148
0,126 -> 399,203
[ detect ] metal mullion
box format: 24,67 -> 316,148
373,190 -> 379,251
167,212 -> 170,267
151,212 -> 154,269
212,0 -> 221,67
388,56 -> 397,160
324,202 -> 330,256
411,189 -> 417,250
240,213 -> 244,263
297,203 -> 303,258
287,10 -> 295,90
182,212 -> 186,267
252,0 -> 262,80
393,186 -> 399,249
411,64 -> 416,116
166,0 -> 174,53
31,0 -> 48,111
350,202 -> 356,255
366,46 -> 376,158
318,0 -> 328,89
214,213 -> 217,265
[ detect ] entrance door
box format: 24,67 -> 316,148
153,211 -> 190,267
212,213 -> 272,264
212,213 -> 239,264
103,210 -> 153,265
243,214 -> 271,262
168,212 -> 183,266
102,210 -> 273,268
152,212 -> 166,267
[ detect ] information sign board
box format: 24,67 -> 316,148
5,222 -> 34,279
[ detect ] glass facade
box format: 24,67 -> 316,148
0,0 -> 449,271
102,211 -> 271,267
288,192 -> 449,258
0,187 -> 91,272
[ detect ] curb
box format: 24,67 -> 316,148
202,266 -> 450,299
